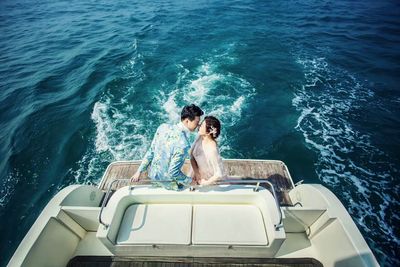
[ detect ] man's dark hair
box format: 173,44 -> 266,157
181,104 -> 204,121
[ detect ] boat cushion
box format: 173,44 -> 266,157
192,204 -> 268,245
116,204 -> 192,245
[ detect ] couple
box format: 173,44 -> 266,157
130,104 -> 225,190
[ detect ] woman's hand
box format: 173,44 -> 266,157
199,179 -> 212,186
191,173 -> 201,185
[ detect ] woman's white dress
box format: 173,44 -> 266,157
191,137 -> 225,181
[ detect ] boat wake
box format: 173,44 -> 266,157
293,55 -> 400,265
158,56 -> 255,154
70,42 -> 255,185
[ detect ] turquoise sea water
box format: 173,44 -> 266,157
0,0 -> 399,266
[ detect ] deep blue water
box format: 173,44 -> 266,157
0,0 -> 399,266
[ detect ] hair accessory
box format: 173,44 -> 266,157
210,126 -> 218,138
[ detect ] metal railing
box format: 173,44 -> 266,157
98,179 -> 128,228
212,179 -> 283,229
98,178 -> 283,230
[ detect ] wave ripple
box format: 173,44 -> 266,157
293,56 -> 400,265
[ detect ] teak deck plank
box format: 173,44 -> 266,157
68,256 -> 323,267
98,160 -> 294,206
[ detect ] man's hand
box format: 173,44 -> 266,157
130,171 -> 141,183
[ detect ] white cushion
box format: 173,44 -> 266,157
192,204 -> 268,245
116,204 -> 192,245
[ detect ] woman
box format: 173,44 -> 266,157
191,116 -> 225,185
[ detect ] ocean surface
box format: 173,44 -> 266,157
0,0 -> 399,266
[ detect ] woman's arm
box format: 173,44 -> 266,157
190,155 -> 200,184
190,141 -> 201,183
200,174 -> 219,186
200,145 -> 225,185
190,155 -> 200,175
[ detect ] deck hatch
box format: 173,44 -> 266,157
116,204 -> 192,245
192,204 -> 268,245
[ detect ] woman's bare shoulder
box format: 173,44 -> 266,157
205,140 -> 219,154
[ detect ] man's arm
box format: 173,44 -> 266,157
131,126 -> 161,181
168,146 -> 190,183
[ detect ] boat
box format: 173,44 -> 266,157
7,159 -> 379,267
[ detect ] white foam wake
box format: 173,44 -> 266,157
70,39 -> 151,184
293,56 -> 400,263
0,169 -> 20,208
158,52 -> 256,155
71,42 -> 256,184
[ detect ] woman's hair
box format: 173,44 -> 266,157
204,116 -> 221,140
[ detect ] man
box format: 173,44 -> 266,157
130,104 -> 203,189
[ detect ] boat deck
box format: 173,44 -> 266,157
98,160 -> 295,206
68,256 -> 322,267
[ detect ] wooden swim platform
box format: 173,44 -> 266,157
68,256 -> 323,267
98,160 -> 295,206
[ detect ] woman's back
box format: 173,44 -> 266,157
192,137 -> 225,182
